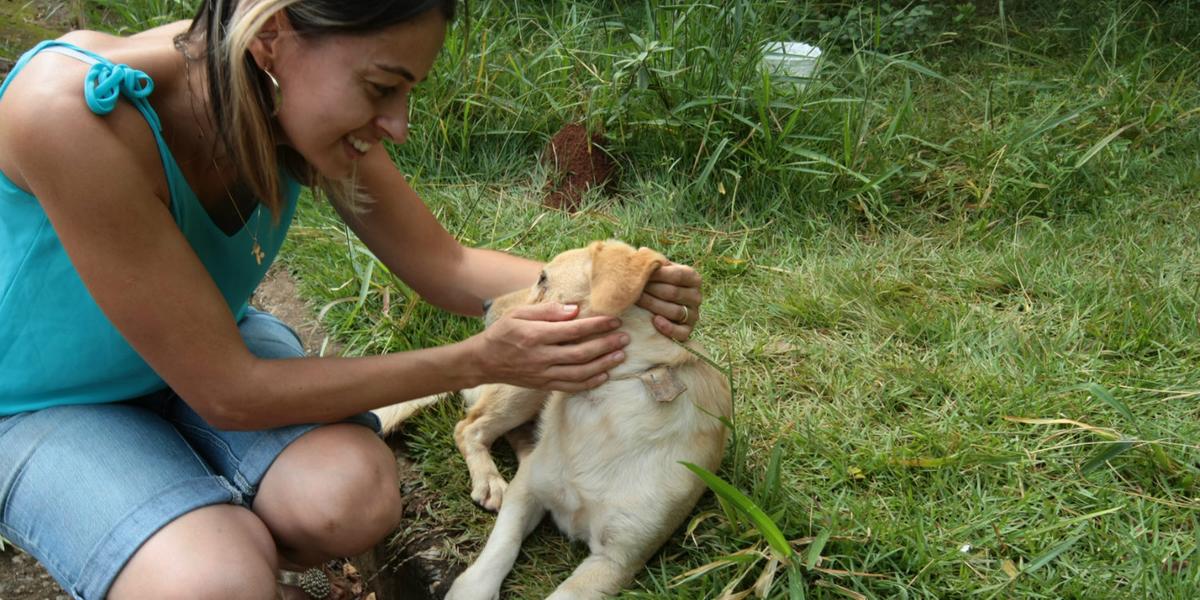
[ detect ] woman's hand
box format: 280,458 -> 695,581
468,303 -> 630,392
637,262 -> 703,341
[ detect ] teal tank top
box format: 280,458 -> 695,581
0,41 -> 300,412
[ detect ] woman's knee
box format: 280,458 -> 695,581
109,505 -> 278,600
256,424 -> 402,559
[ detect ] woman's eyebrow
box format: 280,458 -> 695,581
375,63 -> 421,83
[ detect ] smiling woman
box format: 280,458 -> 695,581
0,0 -> 705,598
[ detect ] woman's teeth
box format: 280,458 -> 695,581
348,135 -> 372,154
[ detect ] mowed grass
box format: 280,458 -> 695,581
279,1 -> 1200,598
68,0 -> 1200,597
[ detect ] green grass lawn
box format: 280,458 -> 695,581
59,0 -> 1200,597
276,2 -> 1200,597
280,1 -> 1200,598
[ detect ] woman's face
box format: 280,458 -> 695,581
266,9 -> 447,178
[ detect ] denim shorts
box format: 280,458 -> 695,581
0,307 -> 380,599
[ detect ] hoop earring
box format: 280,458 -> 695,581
264,68 -> 282,117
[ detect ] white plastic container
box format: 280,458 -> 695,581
761,41 -> 822,89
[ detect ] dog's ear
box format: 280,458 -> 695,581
588,240 -> 667,316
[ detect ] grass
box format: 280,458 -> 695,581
23,0 -> 1200,597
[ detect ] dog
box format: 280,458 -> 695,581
377,240 -> 731,599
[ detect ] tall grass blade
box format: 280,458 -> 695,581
761,436 -> 785,507
1080,440 -> 1135,475
1074,123 -> 1136,169
804,525 -> 832,570
1023,529 -> 1087,574
788,562 -> 807,600
682,462 -> 794,562
1072,383 -> 1135,423
1012,102 -> 1100,148
861,50 -> 947,81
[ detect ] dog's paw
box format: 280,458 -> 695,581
471,473 -> 508,512
445,568 -> 501,600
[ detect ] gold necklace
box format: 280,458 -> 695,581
179,40 -> 266,265
214,161 -> 266,265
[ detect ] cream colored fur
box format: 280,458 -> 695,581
374,240 -> 731,599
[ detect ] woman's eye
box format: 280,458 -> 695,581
369,82 -> 397,97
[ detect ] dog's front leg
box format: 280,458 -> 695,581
445,468 -> 546,600
454,385 -> 546,511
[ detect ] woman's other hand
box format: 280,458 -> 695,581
637,261 -> 702,341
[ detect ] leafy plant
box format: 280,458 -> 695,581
816,2 -> 942,52
87,0 -> 197,33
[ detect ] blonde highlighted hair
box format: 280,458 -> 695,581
178,0 -> 456,219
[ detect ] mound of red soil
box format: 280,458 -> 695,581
540,123 -> 615,212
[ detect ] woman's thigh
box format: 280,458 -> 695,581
135,307 -> 381,505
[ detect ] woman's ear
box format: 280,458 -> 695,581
589,241 -> 667,316
247,10 -> 288,71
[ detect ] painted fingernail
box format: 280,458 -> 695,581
611,351 -> 625,362
618,334 -> 630,345
563,304 -> 578,312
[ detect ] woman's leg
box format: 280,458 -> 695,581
156,307 -> 401,568
254,422 -> 403,566
0,402 -> 274,600
107,504 -> 278,600
0,308 -> 400,599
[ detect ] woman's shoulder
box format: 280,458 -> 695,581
6,21 -> 188,100
0,36 -> 169,200
0,31 -> 130,115
60,20 -> 191,55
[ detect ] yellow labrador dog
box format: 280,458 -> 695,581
378,240 -> 731,599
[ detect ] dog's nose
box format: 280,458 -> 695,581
482,299 -> 493,314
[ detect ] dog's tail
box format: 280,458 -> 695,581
372,394 -> 451,435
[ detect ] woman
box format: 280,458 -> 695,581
0,1 -> 703,598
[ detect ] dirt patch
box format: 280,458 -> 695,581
254,266 -> 344,356
0,548 -> 66,600
540,123 -> 616,212
0,1 -> 83,69
355,439 -> 465,600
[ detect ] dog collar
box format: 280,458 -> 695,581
608,365 -> 687,403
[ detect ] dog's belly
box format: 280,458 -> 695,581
527,383 -> 722,545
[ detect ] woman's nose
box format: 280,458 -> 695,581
376,97 -> 409,145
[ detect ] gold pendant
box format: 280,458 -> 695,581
252,242 -> 265,265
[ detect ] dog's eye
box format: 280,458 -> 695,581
537,271 -> 548,287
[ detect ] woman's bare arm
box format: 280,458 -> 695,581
7,73 -> 624,430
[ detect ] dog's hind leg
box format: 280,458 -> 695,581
544,550 -> 645,600
547,503 -> 687,600
445,469 -> 546,600
454,386 -> 547,511
503,421 -> 539,463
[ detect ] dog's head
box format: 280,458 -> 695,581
485,240 -> 667,324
